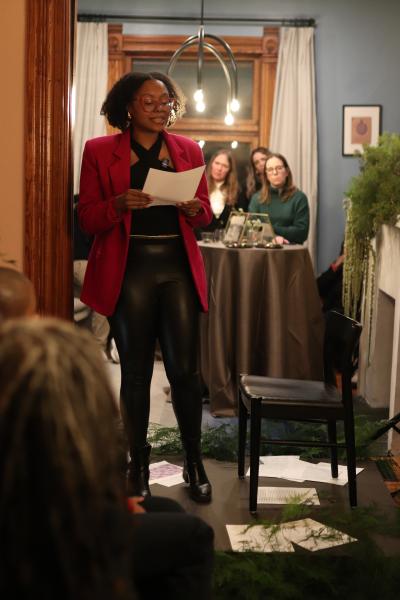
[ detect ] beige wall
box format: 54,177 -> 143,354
0,0 -> 25,269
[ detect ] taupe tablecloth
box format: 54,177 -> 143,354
199,243 -> 324,416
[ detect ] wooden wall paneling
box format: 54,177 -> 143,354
123,56 -> 132,74
259,28 -> 279,148
25,0 -> 75,318
189,133 -> 260,147
122,34 -> 263,57
172,120 -> 259,135
108,24 -> 125,89
107,25 -> 125,135
251,59 -> 261,133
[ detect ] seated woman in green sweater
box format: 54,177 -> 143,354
248,153 -> 309,244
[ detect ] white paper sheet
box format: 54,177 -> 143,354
257,486 -> 320,505
246,455 -> 305,481
290,463 -> 364,486
246,456 -> 364,485
226,524 -> 295,553
226,519 -> 357,553
149,460 -> 183,486
260,455 -> 301,464
261,455 -> 305,480
150,473 -> 185,487
282,518 -> 357,551
317,462 -> 364,476
142,165 -> 205,206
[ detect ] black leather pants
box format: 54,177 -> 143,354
109,237 -> 203,450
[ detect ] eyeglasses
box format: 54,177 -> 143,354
266,165 -> 286,174
133,95 -> 176,113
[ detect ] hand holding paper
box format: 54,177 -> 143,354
115,188 -> 153,211
176,197 -> 203,217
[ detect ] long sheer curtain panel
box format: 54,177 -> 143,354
73,22 -> 108,193
269,27 -> 318,267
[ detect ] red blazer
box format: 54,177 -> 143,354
78,129 -> 212,316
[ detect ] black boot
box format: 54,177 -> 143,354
168,370 -> 212,503
127,443 -> 152,497
182,440 -> 212,504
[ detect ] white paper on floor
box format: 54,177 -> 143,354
226,524 -> 295,553
226,519 -> 357,553
257,455 -> 305,482
281,518 -> 357,552
257,486 -> 320,505
149,460 -> 184,487
246,455 -> 364,485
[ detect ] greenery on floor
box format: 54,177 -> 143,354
148,414 -> 387,462
213,503 -> 400,599
149,422 -> 238,460
148,419 -> 400,598
213,549 -> 400,599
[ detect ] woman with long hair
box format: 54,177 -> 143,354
248,152 -> 309,244
79,71 -> 212,503
237,146 -> 270,211
0,319 -> 214,600
198,149 -> 239,235
0,319 -> 135,600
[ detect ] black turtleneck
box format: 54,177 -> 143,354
129,134 -> 180,236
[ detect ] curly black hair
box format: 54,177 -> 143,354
101,71 -> 186,131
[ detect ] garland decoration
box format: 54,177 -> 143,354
343,133 -> 400,319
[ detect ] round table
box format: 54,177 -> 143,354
198,242 -> 324,416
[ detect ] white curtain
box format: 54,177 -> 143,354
73,23 -> 108,194
269,27 -> 318,267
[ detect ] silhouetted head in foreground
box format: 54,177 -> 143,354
0,267 -> 36,323
0,318 -> 135,600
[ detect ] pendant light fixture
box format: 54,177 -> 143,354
167,0 -> 240,126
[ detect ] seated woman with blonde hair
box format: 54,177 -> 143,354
0,318 -> 213,600
197,149 -> 239,237
248,152 -> 309,244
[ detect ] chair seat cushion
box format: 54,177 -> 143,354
240,374 -> 341,409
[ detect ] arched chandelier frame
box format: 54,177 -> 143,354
166,0 -> 240,125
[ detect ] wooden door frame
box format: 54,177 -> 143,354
25,0 -> 75,318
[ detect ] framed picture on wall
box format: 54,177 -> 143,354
342,105 -> 382,156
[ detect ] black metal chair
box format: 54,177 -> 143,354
238,310 -> 362,513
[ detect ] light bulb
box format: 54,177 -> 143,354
198,140 -> 205,148
224,113 -> 234,126
231,98 -> 240,112
193,89 -> 204,102
196,101 -> 206,113
231,140 -> 238,149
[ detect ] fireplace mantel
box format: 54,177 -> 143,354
359,224 -> 400,453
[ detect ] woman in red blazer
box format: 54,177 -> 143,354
79,72 -> 213,503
